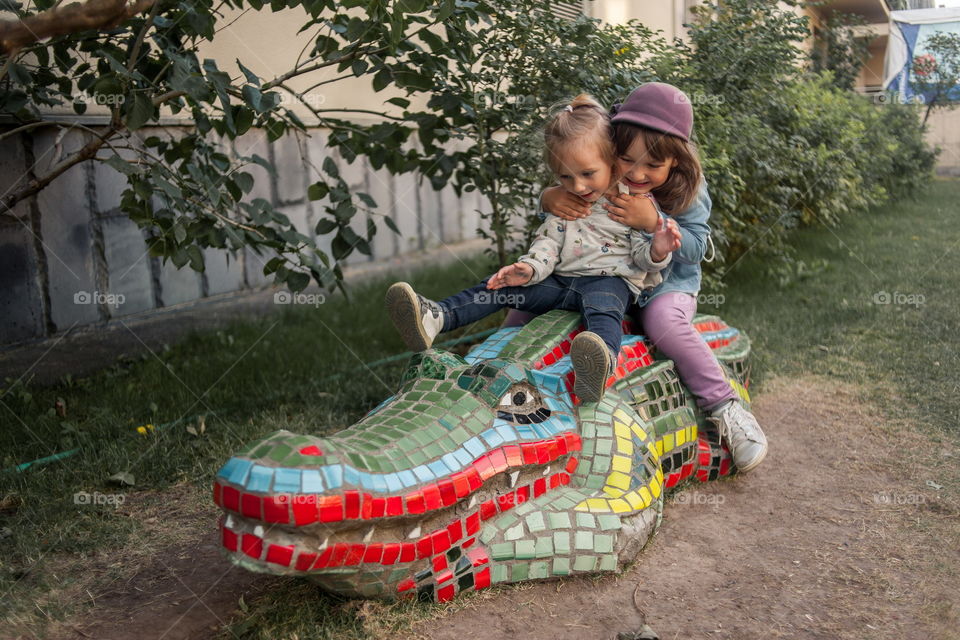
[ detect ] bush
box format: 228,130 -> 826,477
640,0 -> 936,290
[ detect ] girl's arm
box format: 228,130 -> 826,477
540,186 -> 591,220
516,216 -> 566,285
670,181 -> 712,265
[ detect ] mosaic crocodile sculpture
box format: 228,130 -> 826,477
213,310 -> 751,602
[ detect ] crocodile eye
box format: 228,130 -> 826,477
501,390 -> 533,407
497,384 -> 551,424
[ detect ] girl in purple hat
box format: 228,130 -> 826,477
539,82 -> 768,473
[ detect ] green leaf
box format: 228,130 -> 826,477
386,97 -> 410,108
314,218 -> 337,234
322,157 -> 340,179
356,192 -> 377,207
237,60 -> 260,85
287,271 -> 310,292
234,172 -> 254,194
126,92 -> 153,131
384,215 -> 400,234
307,182 -> 329,200
186,245 -> 205,272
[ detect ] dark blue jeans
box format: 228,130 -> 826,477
439,275 -> 632,358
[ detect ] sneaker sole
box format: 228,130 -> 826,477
385,282 -> 432,351
570,332 -> 610,403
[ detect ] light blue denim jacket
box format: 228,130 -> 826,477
633,179 -> 712,308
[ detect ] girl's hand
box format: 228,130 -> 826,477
488,262 -> 534,290
650,217 -> 682,263
605,192 -> 659,233
542,186 -> 590,221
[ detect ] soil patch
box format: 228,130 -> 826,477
35,376 -> 960,640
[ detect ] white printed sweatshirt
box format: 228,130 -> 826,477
517,196 -> 671,297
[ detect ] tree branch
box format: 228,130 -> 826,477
0,0 -> 156,56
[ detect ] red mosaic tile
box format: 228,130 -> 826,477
467,547 -> 489,567
465,512 -> 481,535
461,537 -> 475,549
370,496 -> 386,518
381,543 -> 401,565
360,492 -> 374,519
344,544 -> 365,566
221,486 -> 240,512
533,478 -> 547,497
241,534 -> 262,560
213,483 -> 221,506
399,543 -> 416,563
262,496 -> 290,524
386,495 -> 404,517
438,479 -> 457,506
328,543 -> 350,567
479,499 -> 497,521
299,444 -> 324,456
431,530 -> 451,554
363,544 -> 384,564
515,485 -> 530,505
423,485 -> 442,510
295,552 -> 317,571
437,584 -> 455,602
317,495 -> 342,524
447,519 -> 463,543
397,578 -> 416,593
312,546 -> 334,569
474,566 -> 491,590
488,450 -> 508,473
452,473 -> 471,498
222,526 -> 237,552
266,544 -> 294,567
405,491 -> 426,515
565,456 -> 579,473
415,536 -> 433,559
293,495 -> 319,526
433,555 -> 447,572
240,493 -> 262,519
504,444 -> 523,466
344,490 -> 361,519
435,569 -> 453,584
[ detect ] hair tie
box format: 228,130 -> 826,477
609,103 -> 621,116
564,105 -> 573,112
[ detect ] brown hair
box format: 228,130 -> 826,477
611,123 -> 702,215
543,94 -> 616,177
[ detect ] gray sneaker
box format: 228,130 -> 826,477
385,282 -> 445,351
709,401 -> 768,472
570,332 -> 615,403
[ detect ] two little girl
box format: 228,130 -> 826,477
386,82 -> 767,473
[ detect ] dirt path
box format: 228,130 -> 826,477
42,376 -> 959,640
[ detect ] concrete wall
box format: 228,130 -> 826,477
926,108 -> 960,176
0,126 -> 487,346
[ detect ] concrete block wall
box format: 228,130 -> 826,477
0,124 -> 492,346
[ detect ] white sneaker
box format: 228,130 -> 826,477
385,282 -> 444,351
570,332 -> 615,403
709,401 -> 768,472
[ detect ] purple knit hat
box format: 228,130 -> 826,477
609,82 -> 693,142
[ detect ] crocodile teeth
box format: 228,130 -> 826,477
225,515 -> 235,529
509,470 -> 520,488
542,465 -> 551,476
253,525 -> 264,538
362,526 -> 375,543
407,525 -> 421,539
318,536 -> 329,551
468,494 -> 478,509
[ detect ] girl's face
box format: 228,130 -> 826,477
616,136 -> 676,194
553,142 -> 614,203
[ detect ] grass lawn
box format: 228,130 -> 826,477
1,178 -> 958,638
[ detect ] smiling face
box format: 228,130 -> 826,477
616,135 -> 676,195
550,141 -> 615,203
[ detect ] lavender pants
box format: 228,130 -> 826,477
504,291 -> 736,410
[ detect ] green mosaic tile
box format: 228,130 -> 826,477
529,561 -> 549,580
575,530 -> 593,550
407,449 -> 428,465
598,515 -> 622,531
575,513 -> 596,528
525,512 -> 546,532
585,474 -> 606,490
592,456 -> 611,474
548,512 -> 571,529
553,531 -> 571,554
515,540 -> 536,560
581,440 -> 595,456
491,564 -> 509,584
595,439 -> 613,455
581,423 -> 597,439
504,524 -> 524,541
490,543 -> 514,561
573,555 -> 597,572
511,563 -> 529,581
595,534 -> 614,553
599,554 -> 617,571
479,526 -> 497,544
497,513 -> 519,529
534,536 -> 553,558
552,557 -> 571,576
